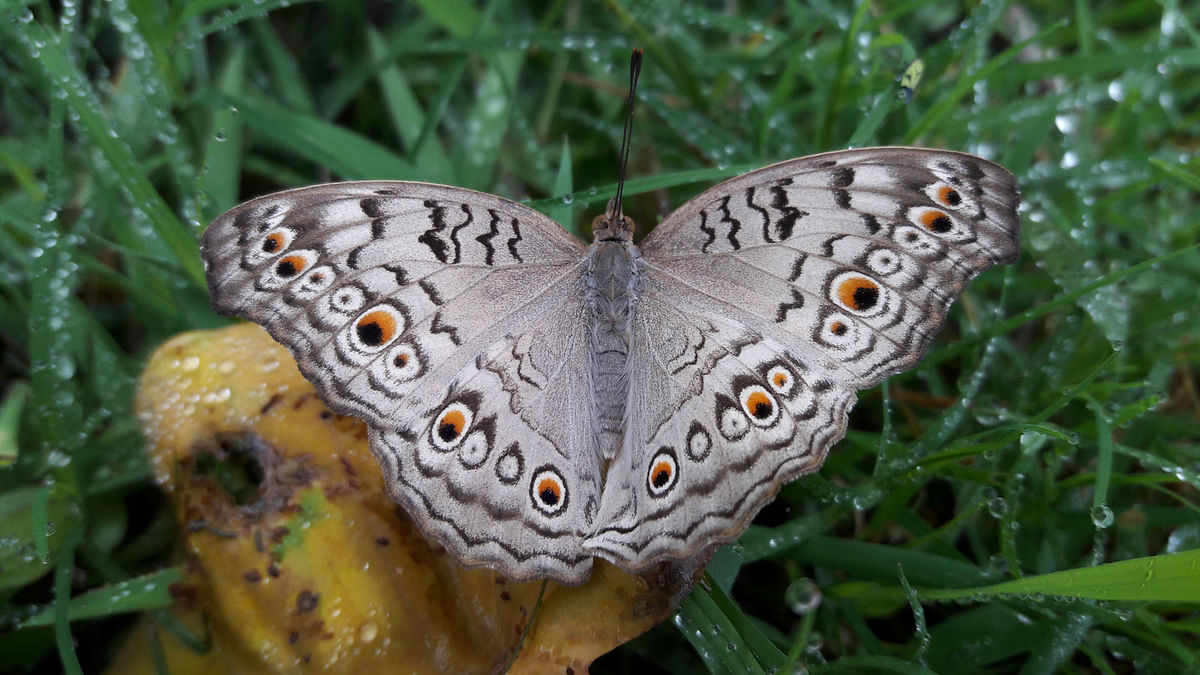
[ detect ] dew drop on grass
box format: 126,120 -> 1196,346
1166,522 -> 1200,553
1054,112 -> 1078,134
784,577 -> 821,615
805,631 -> 825,655
55,354 -> 76,380
1091,504 -> 1115,529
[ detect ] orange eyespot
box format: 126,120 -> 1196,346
647,449 -> 679,496
386,345 -> 422,382
836,277 -> 880,312
436,409 -> 466,443
937,186 -> 962,207
262,232 -> 286,253
744,390 -> 773,419
530,467 -> 568,513
919,210 -> 953,233
652,462 -> 673,488
830,320 -> 848,336
356,309 -> 399,347
275,255 -> 307,277
767,365 -> 796,397
537,478 -> 562,505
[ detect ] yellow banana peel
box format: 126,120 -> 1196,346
115,323 -> 696,674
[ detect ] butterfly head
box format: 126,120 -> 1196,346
591,198 -> 636,242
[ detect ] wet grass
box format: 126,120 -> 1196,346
2,1 -> 1199,672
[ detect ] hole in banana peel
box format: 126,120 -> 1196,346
193,432 -> 268,506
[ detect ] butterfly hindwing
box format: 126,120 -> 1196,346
585,301 -> 855,565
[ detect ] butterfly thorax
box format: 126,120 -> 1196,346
587,216 -> 641,461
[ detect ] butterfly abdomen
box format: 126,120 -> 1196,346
586,240 -> 641,460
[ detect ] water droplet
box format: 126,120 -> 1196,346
1091,504 -> 1114,529
1054,113 -> 1077,134
55,354 -> 76,380
784,577 -> 822,615
47,449 -> 72,467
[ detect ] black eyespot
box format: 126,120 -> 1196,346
431,403 -> 472,450
853,286 -> 879,310
646,448 -> 679,497
357,322 -> 383,346
530,467 -> 568,515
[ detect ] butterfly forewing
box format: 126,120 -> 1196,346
640,147 -> 1019,388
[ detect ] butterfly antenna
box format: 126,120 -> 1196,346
608,48 -> 643,225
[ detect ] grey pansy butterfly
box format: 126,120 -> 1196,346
201,144 -> 1019,584
202,62 -> 1019,585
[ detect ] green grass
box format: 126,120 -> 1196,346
2,1 -> 1200,672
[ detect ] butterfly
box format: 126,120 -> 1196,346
202,55 -> 1018,585
201,143 -> 1019,584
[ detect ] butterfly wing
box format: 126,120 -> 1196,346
203,181 -> 602,582
585,148 -> 1019,566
